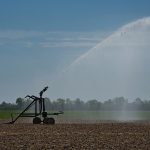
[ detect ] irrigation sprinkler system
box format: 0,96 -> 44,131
7,86 -> 63,124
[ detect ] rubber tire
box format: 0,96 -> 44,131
43,117 -> 55,125
33,117 -> 41,124
42,111 -> 47,118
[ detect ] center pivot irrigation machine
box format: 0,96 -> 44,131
7,86 -> 63,124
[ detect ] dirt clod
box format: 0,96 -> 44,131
0,122 -> 149,150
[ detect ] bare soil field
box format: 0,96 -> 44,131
0,122 -> 150,150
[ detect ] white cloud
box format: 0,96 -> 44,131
0,30 -> 109,48
0,30 -> 45,39
39,41 -> 98,48
22,41 -> 33,48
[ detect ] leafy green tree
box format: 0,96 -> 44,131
103,99 -> 113,110
112,97 -> 127,110
74,98 -> 84,110
56,98 -> 65,111
65,98 -> 73,110
16,97 -> 24,109
87,99 -> 100,110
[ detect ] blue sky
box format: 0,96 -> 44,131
0,0 -> 150,102
1,0 -> 150,31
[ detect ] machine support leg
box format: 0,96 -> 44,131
11,100 -> 36,123
35,100 -> 37,115
42,98 -> 46,112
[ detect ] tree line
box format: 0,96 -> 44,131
0,97 -> 150,111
